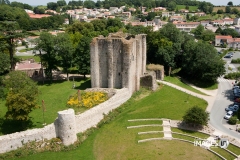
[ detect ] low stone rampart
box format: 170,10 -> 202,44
0,88 -> 131,154
0,123 -> 57,153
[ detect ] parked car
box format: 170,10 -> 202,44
224,111 -> 233,120
224,54 -> 231,58
229,52 -> 234,57
233,86 -> 240,90
234,93 -> 240,99
225,105 -> 239,112
233,88 -> 240,94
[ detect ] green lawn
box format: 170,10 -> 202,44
165,76 -> 218,90
171,128 -> 209,139
164,76 -> 208,95
211,147 -> 236,160
17,56 -> 41,62
0,78 -> 91,135
227,144 -> 240,155
3,85 -> 220,159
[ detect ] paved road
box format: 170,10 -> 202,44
210,78 -> 240,140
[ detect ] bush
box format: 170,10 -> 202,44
228,116 -> 238,125
224,72 -> 240,79
231,58 -> 240,64
183,106 -> 209,126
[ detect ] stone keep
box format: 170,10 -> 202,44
90,33 -> 147,93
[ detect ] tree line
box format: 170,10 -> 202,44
0,5 -> 65,31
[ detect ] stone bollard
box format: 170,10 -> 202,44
57,109 -> 77,145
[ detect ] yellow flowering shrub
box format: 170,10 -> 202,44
67,91 -> 108,108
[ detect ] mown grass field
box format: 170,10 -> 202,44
6,85 -> 221,160
0,78 -> 91,135
176,5 -> 198,11
213,6 -> 240,12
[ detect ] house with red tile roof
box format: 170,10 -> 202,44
215,35 -> 240,49
170,15 -> 183,22
173,21 -> 200,32
15,60 -> 43,78
28,13 -> 51,19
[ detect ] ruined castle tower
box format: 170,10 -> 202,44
90,32 -> 147,93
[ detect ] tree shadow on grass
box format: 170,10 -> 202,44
74,79 -> 91,90
178,76 -> 217,89
0,118 -> 35,135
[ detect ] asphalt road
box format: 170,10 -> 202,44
210,50 -> 240,139
210,79 -> 240,139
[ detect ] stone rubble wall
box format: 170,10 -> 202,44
0,123 -> 57,154
0,88 -> 132,154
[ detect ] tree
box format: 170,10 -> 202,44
0,52 -> 10,74
191,24 -> 204,39
183,106 -> 209,126
217,9 -> 224,14
201,29 -> 215,41
57,0 -> 66,6
3,71 -> 39,123
227,1 -> 233,6
167,1 -> 176,11
74,36 -> 92,78
221,28 -> 239,37
225,6 -> 231,13
0,21 -> 23,70
36,32 -> 57,82
215,27 -> 222,34
55,33 -> 74,81
181,41 -> 225,82
0,0 -> 10,4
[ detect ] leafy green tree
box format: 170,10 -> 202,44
215,27 -> 222,34
191,24 -> 204,39
3,71 -> 39,122
47,2 -> 58,10
0,21 -> 23,70
74,36 -> 92,78
221,28 -> 239,37
201,29 -> 215,41
55,33 -> 74,81
0,52 -> 10,74
227,1 -> 233,6
167,1 -> 176,11
183,106 -> 209,126
231,8 -> 239,14
90,19 -> 107,32
146,12 -> 156,21
0,0 -> 10,5
225,6 -> 231,13
36,32 -> 57,82
57,0 -> 66,6
217,9 -> 224,14
181,41 -> 225,82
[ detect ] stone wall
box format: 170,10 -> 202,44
0,88 -> 131,154
0,123 -> 57,154
140,71 -> 158,91
90,33 -> 147,93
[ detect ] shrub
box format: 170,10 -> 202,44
231,58 -> 240,64
228,116 -> 238,125
182,106 -> 209,126
67,91 -> 108,108
224,72 -> 240,79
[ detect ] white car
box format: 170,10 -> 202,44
224,111 -> 233,120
